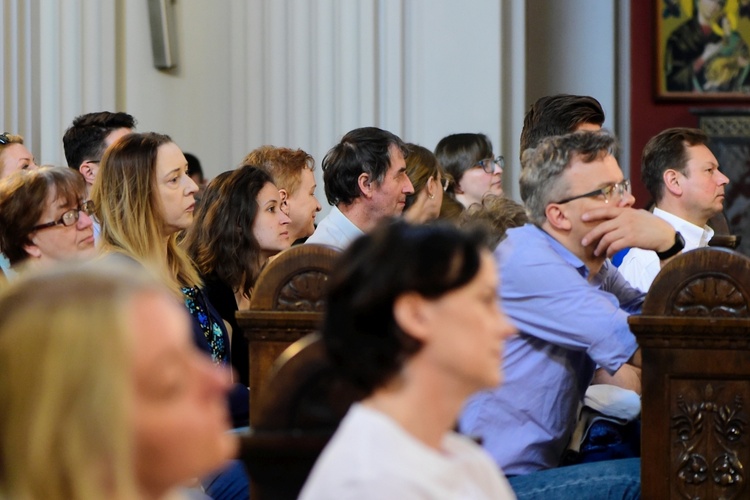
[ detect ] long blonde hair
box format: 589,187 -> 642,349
0,263 -> 162,499
91,132 -> 201,296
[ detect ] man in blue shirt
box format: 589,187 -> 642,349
460,131 -> 681,495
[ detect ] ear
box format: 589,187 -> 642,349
393,292 -> 431,343
358,172 -> 374,199
425,176 -> 437,198
79,162 -> 97,185
663,169 -> 683,196
278,188 -> 288,202
545,203 -> 572,231
23,241 -> 42,259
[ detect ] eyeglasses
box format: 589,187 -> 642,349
30,200 -> 96,231
474,155 -> 505,174
0,133 -> 10,145
554,180 -> 631,205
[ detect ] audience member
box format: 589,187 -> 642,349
306,127 -> 414,249
403,143 -> 446,223
299,220 -> 517,499
91,132 -> 249,428
0,132 -> 38,178
0,263 -> 237,500
185,152 -> 208,201
434,133 -> 503,209
243,146 -> 322,242
460,131 -> 678,497
619,127 -> 728,291
63,111 -> 135,196
519,94 -> 605,160
183,165 -> 292,386
0,167 -> 95,274
458,194 -> 529,249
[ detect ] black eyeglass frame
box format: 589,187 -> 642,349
30,200 -> 96,231
0,133 -> 10,145
554,180 -> 631,205
474,155 -> 505,174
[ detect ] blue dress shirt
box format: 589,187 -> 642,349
460,224 -> 643,475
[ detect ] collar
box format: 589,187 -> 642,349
653,207 -> 714,249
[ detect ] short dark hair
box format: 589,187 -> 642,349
434,133 -> 493,190
63,111 -> 136,169
0,167 -> 87,265
519,94 -> 605,161
641,127 -> 709,203
322,219 -> 488,395
184,153 -> 204,182
183,166 -> 274,297
321,127 -> 406,206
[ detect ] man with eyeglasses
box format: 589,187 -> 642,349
619,128 -> 728,292
459,131 -> 680,498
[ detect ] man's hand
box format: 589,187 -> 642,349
580,207 -> 676,258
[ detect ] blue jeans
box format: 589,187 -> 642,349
508,458 -> 640,499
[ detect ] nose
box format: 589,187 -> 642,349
718,170 -> 729,186
195,354 -> 232,396
404,176 -> 415,195
186,175 -> 199,195
279,209 -> 291,225
315,197 -> 322,212
493,162 -> 503,174
77,209 -> 94,229
617,189 -> 636,208
496,309 -> 518,341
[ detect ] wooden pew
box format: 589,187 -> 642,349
629,247 -> 750,499
238,333 -> 365,500
235,243 -> 341,426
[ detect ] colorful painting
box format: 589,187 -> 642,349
657,0 -> 750,99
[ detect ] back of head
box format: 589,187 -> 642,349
243,145 -> 314,195
403,143 -> 443,210
63,111 -> 136,169
0,167 -> 86,266
434,133 -> 492,190
323,220 -> 487,394
183,165 -> 273,296
520,94 -> 605,161
0,133 -> 27,179
322,127 -> 406,206
641,127 -> 708,203
0,262 -> 161,500
459,195 -> 529,249
521,131 -> 618,226
184,153 -> 204,183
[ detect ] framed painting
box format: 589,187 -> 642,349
657,0 -> 750,99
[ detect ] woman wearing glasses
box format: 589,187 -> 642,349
402,143 -> 448,223
434,133 -> 504,209
0,167 -> 95,274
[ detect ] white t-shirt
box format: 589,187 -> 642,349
299,403 -> 516,500
618,208 -> 714,292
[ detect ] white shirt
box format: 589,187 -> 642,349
299,403 -> 516,500
305,206 -> 364,250
618,207 -> 714,292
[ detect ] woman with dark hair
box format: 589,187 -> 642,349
182,164 -> 292,385
299,220 -> 517,499
403,143 -> 447,223
435,133 -> 504,209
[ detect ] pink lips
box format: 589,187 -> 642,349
186,203 -> 195,213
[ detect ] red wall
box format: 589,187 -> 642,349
629,1 -> 748,207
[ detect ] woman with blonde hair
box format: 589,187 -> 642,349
92,132 -> 249,427
0,263 -> 237,500
0,132 -> 37,179
402,143 -> 448,223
